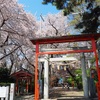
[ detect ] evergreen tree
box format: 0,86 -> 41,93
42,0 -> 100,33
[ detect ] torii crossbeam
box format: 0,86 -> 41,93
31,33 -> 100,100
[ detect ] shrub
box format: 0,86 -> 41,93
0,67 -> 15,84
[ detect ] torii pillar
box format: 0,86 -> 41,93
31,33 -> 100,100
44,54 -> 49,99
81,53 -> 89,98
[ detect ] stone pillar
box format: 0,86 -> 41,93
57,65 -> 60,70
9,83 -> 15,100
44,54 -> 49,99
81,53 -> 89,98
39,62 -> 43,98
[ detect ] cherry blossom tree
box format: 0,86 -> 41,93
0,0 -> 37,73
36,12 -> 70,38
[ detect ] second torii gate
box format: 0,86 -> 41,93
31,33 -> 100,100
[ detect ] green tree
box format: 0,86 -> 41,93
42,0 -> 100,33
42,0 -> 84,15
75,5 -> 100,33
67,68 -> 83,89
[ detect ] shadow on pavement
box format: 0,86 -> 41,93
49,87 -> 98,100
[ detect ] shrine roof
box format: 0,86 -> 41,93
10,68 -> 34,78
31,33 -> 100,44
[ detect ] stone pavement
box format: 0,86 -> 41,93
49,87 -> 98,100
15,87 -> 98,100
15,94 -> 34,100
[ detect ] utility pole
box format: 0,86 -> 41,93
40,14 -> 44,33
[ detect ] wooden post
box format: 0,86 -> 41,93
26,78 -> 29,93
16,78 -> 18,94
92,39 -> 100,100
35,43 -> 39,100
30,78 -> 32,92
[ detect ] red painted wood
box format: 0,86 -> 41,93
38,49 -> 93,55
11,70 -> 33,77
31,33 -> 100,100
31,33 -> 100,44
35,43 -> 39,100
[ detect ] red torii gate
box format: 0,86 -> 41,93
31,33 -> 100,100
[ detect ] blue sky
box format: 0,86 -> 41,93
18,0 -> 60,19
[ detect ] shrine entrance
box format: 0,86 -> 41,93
31,33 -> 100,100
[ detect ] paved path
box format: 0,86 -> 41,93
15,94 -> 34,100
15,87 -> 98,100
49,87 -> 98,100
50,87 -> 84,99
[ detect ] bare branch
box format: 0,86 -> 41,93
48,19 -> 58,35
20,48 -> 35,68
0,45 -> 21,60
